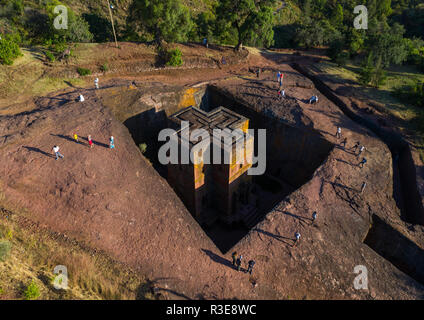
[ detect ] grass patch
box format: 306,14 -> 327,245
0,202 -> 152,300
317,61 -> 424,124
77,67 -> 92,76
0,240 -> 11,261
23,280 -> 40,300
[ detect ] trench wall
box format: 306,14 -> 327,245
364,215 -> 424,285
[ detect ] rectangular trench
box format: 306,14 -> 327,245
364,215 -> 424,285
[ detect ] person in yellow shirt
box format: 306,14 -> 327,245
73,133 -> 78,142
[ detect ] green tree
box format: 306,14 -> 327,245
358,22 -> 408,88
127,0 -> 193,43
194,11 -> 217,43
331,3 -> 344,27
215,0 -> 277,50
365,22 -> 408,69
45,0 -> 93,44
346,29 -> 366,55
328,38 -> 349,66
359,53 -> 387,87
295,19 -> 342,48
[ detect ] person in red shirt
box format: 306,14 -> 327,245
88,135 -> 93,149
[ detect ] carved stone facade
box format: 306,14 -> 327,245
167,106 -> 254,225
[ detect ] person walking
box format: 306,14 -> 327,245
309,95 -> 318,104
359,157 -> 367,168
279,73 -> 284,87
336,127 -> 342,139
79,94 -> 85,102
109,136 -> 115,149
236,255 -> 243,272
52,145 -> 64,160
360,182 -> 367,193
73,133 -> 78,143
278,89 -> 285,99
94,77 -> 99,89
88,135 -> 93,149
312,211 -> 317,224
277,71 -> 281,83
231,251 -> 237,266
357,145 -> 366,159
294,232 -> 301,246
247,260 -> 255,275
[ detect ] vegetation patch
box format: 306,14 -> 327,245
0,204 -> 152,300
0,240 -> 11,261
165,48 -> 184,67
23,280 -> 40,300
0,35 -> 22,65
77,67 -> 92,76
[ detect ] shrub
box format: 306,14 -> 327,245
165,48 -> 183,67
328,39 -> 350,67
0,36 -> 22,65
395,81 -> 424,107
138,143 -> 147,154
0,241 -> 12,261
101,63 -> 109,72
23,281 -> 40,300
77,67 -> 91,76
67,15 -> 94,43
45,51 -> 55,62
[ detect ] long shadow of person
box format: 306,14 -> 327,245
80,136 -> 109,148
335,158 -> 356,167
253,228 -> 293,246
201,249 -> 236,270
50,134 -> 87,146
23,146 -> 54,158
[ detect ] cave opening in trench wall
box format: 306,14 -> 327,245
123,85 -> 334,253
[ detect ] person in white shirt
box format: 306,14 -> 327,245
294,232 -> 301,245
52,145 -> 64,160
357,145 -> 366,159
94,78 -> 99,89
79,94 -> 85,102
336,127 -> 342,139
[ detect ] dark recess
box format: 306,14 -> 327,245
364,214 -> 424,285
123,85 -> 333,253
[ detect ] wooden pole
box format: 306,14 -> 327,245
106,0 -> 119,48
